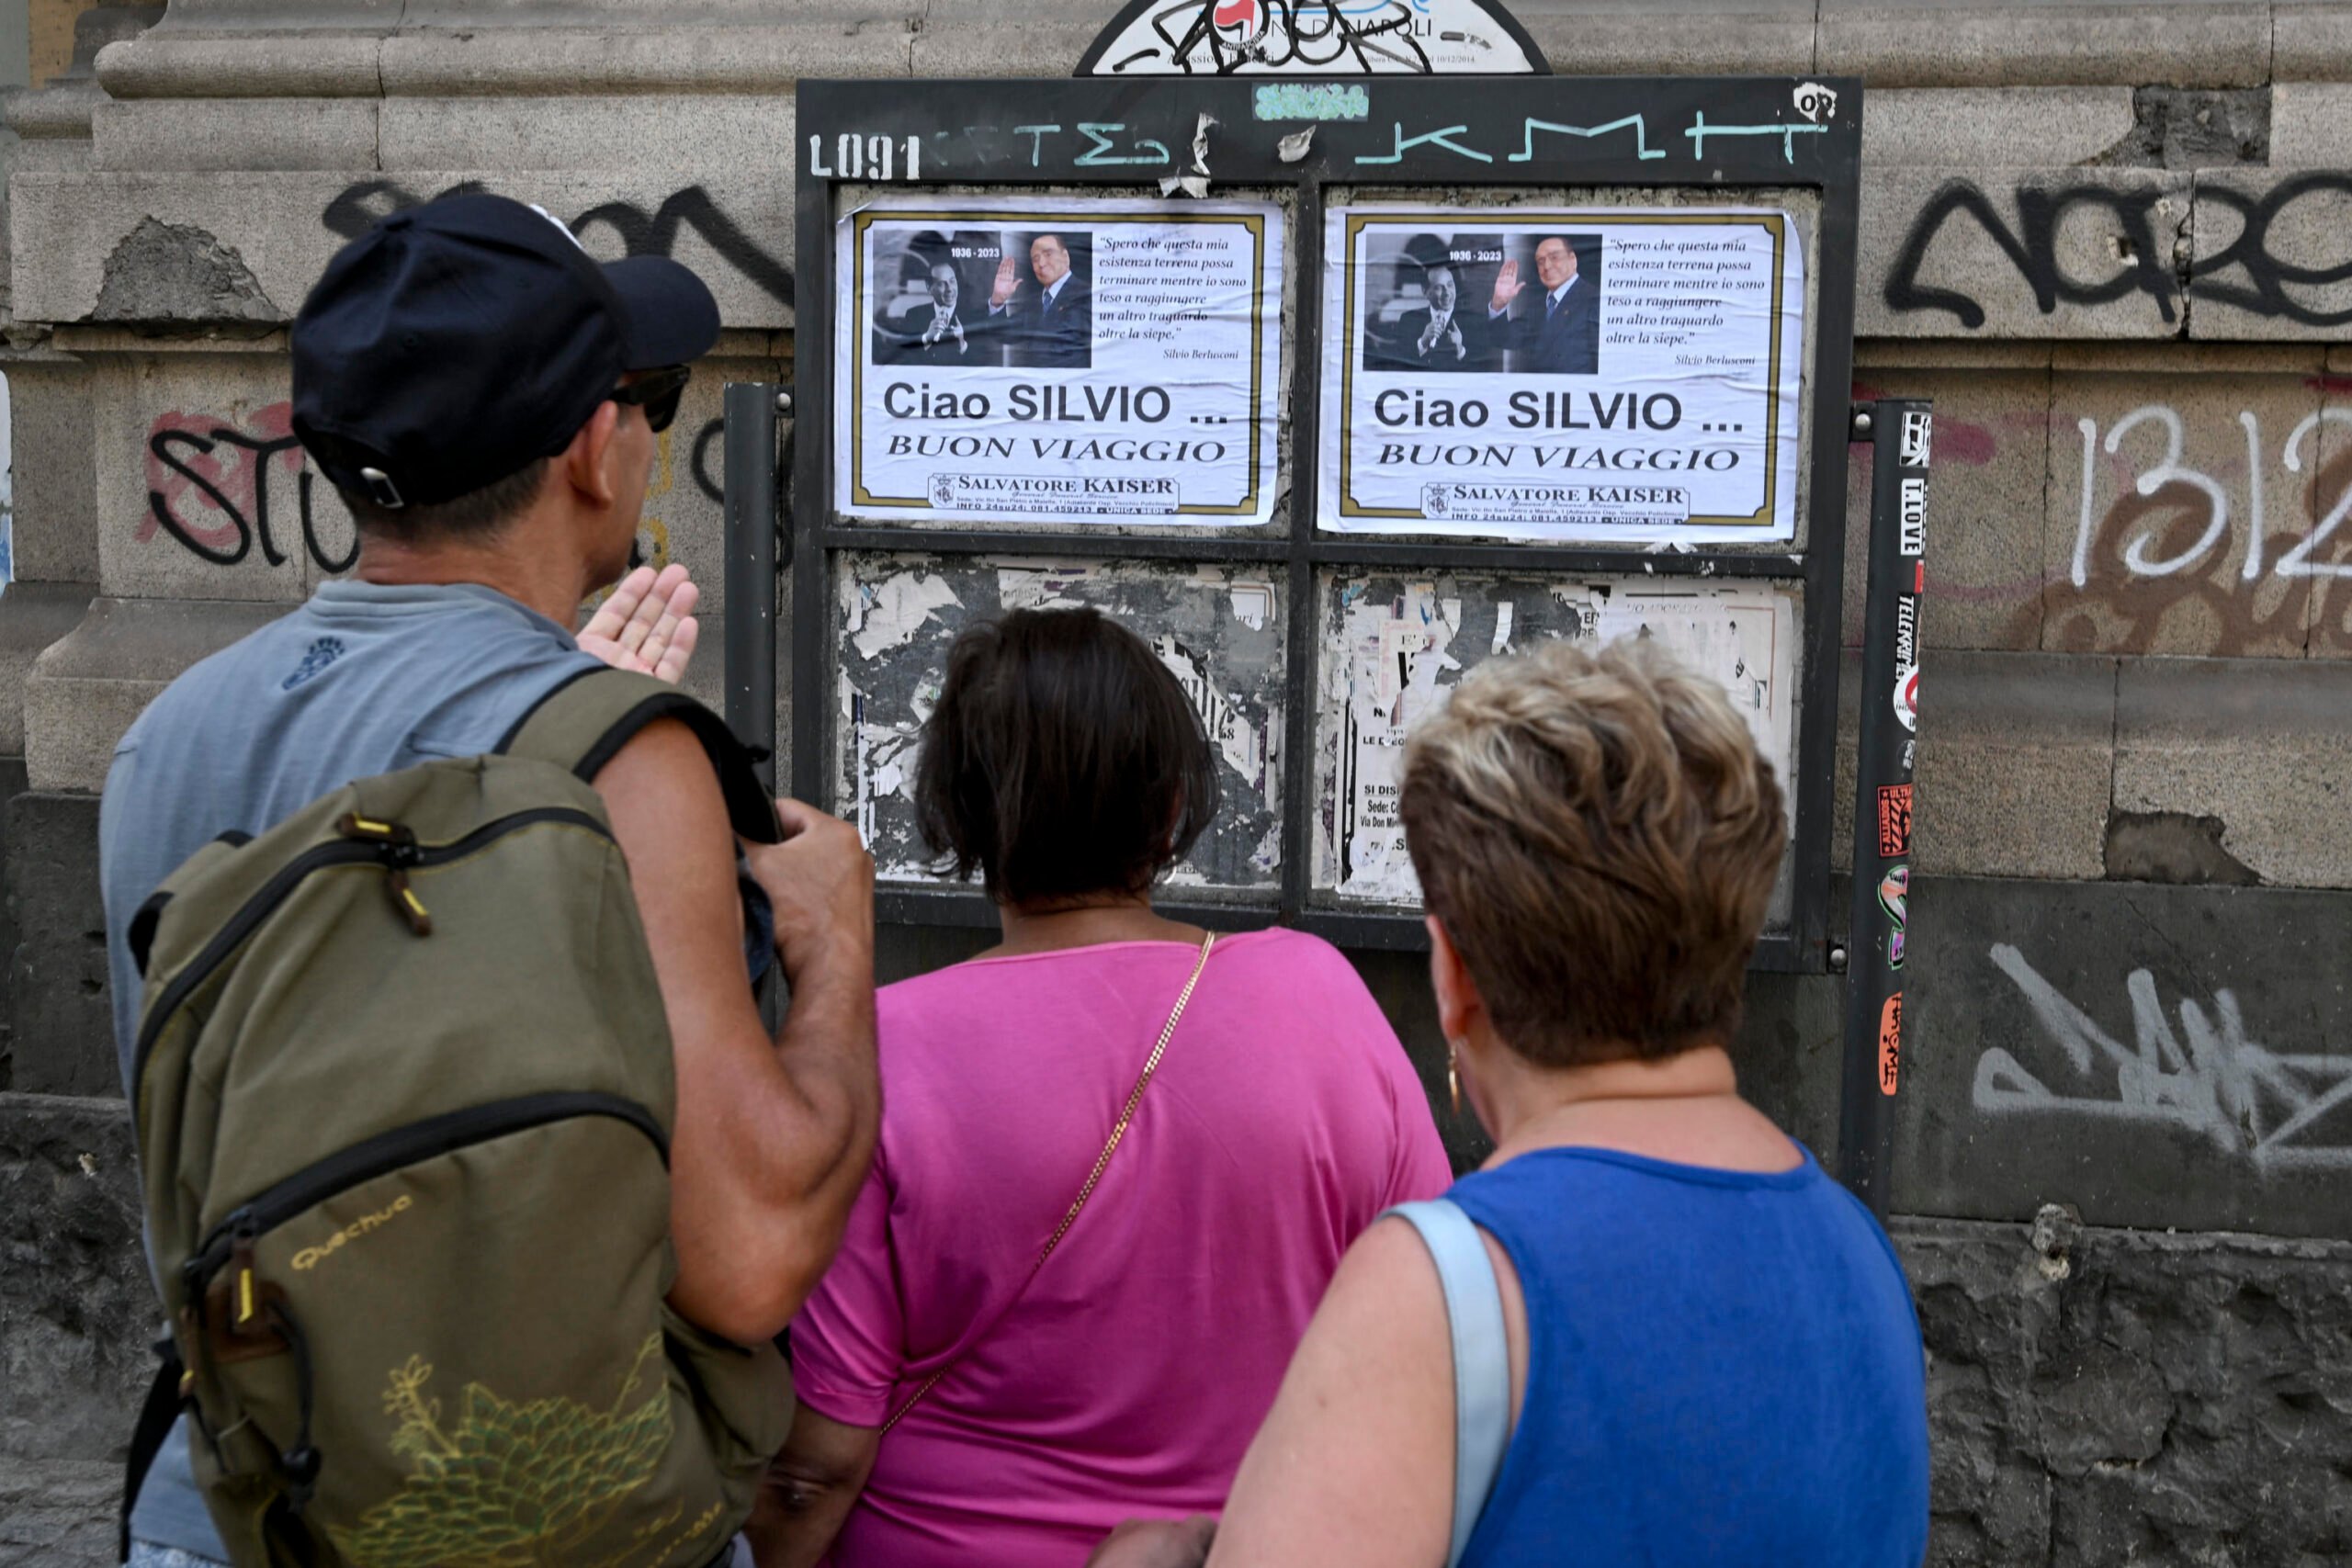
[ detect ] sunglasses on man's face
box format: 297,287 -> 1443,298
611,365 -> 692,434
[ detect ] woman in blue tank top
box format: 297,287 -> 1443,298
1091,639 -> 1929,1568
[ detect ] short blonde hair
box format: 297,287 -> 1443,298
1399,637 -> 1784,1067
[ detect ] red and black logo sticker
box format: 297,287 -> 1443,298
1877,784 -> 1913,858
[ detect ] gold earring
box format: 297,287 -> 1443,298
1447,1039 -> 1463,1117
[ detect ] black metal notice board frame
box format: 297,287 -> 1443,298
788,73 -> 1863,972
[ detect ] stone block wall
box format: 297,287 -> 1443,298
0,4 -> 2348,1564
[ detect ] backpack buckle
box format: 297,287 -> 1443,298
336,814 -> 434,935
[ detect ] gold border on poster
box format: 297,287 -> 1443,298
1334,209 -> 1792,528
847,207 -> 1273,517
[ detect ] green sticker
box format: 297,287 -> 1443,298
1252,84 -> 1370,123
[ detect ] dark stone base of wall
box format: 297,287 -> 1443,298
0,1458 -> 116,1568
3,792 -> 111,1097
6,1092 -> 2349,1566
0,1093 -> 150,1465
1897,1214 -> 2352,1566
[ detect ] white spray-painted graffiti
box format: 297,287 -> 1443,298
1974,943 -> 2352,1170
2071,404 -> 2352,588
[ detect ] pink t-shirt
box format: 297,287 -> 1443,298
789,927 -> 1452,1567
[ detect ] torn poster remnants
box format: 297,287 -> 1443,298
1317,575 -> 1798,905
837,555 -> 1285,889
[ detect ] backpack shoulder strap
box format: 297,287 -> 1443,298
1388,1198 -> 1511,1568
119,1342 -> 186,1564
498,668 -> 779,845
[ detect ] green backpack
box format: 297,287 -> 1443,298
123,669 -> 795,1568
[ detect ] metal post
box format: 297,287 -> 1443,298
721,381 -> 781,792
1837,398 -> 1931,1218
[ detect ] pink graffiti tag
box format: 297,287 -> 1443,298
141,401 -> 355,571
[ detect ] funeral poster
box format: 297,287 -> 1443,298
835,196 -> 1284,525
1317,208 -> 1806,544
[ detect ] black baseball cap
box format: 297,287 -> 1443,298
290,193 -> 720,510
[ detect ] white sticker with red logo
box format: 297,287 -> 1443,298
1091,0 -> 1542,75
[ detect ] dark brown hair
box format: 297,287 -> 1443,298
1399,637 -> 1785,1067
340,457 -> 551,541
915,607 -> 1218,908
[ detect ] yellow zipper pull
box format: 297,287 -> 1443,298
386,869 -> 433,937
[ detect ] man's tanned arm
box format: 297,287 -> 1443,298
594,717 -> 878,1346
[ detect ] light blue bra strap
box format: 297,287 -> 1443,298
1387,1199 -> 1510,1568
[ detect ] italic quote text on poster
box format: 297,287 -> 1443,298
835,196 -> 1285,525
1317,207 -> 1806,544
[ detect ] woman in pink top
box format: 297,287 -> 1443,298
749,608 -> 1451,1568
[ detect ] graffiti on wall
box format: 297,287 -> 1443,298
322,180 -> 795,311
2052,390 -> 2352,654
1973,942 -> 2352,1170
142,403 -> 707,587
1884,174 -> 2352,330
144,401 -> 355,573
1855,377 -> 2352,657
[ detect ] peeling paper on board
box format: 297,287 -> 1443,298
1160,112 -> 1217,197
839,555 -> 1287,894
1278,128 -> 1316,164
1153,633 -> 1268,791
998,565 -> 1090,612
851,570 -> 961,660
1320,580 -> 1800,905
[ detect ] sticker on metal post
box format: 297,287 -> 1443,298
1878,863 -> 1908,969
1900,410 -> 1932,468
1876,784 -> 1912,858
1878,992 -> 1903,1096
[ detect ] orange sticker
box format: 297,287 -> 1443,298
1877,992 -> 1904,1096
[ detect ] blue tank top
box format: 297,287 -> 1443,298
1444,1145 -> 1928,1568
101,580 -> 601,1556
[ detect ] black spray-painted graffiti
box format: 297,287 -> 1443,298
691,418 -> 726,505
144,402 -> 358,573
143,406 -> 730,580
1113,0 -> 1435,74
323,180 -> 794,310
1886,173 -> 2352,330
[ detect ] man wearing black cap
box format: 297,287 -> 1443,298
101,194 -> 878,1566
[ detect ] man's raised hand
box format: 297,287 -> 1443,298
990,256 -> 1019,309
582,563 -> 700,684
1489,258 -> 1523,313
